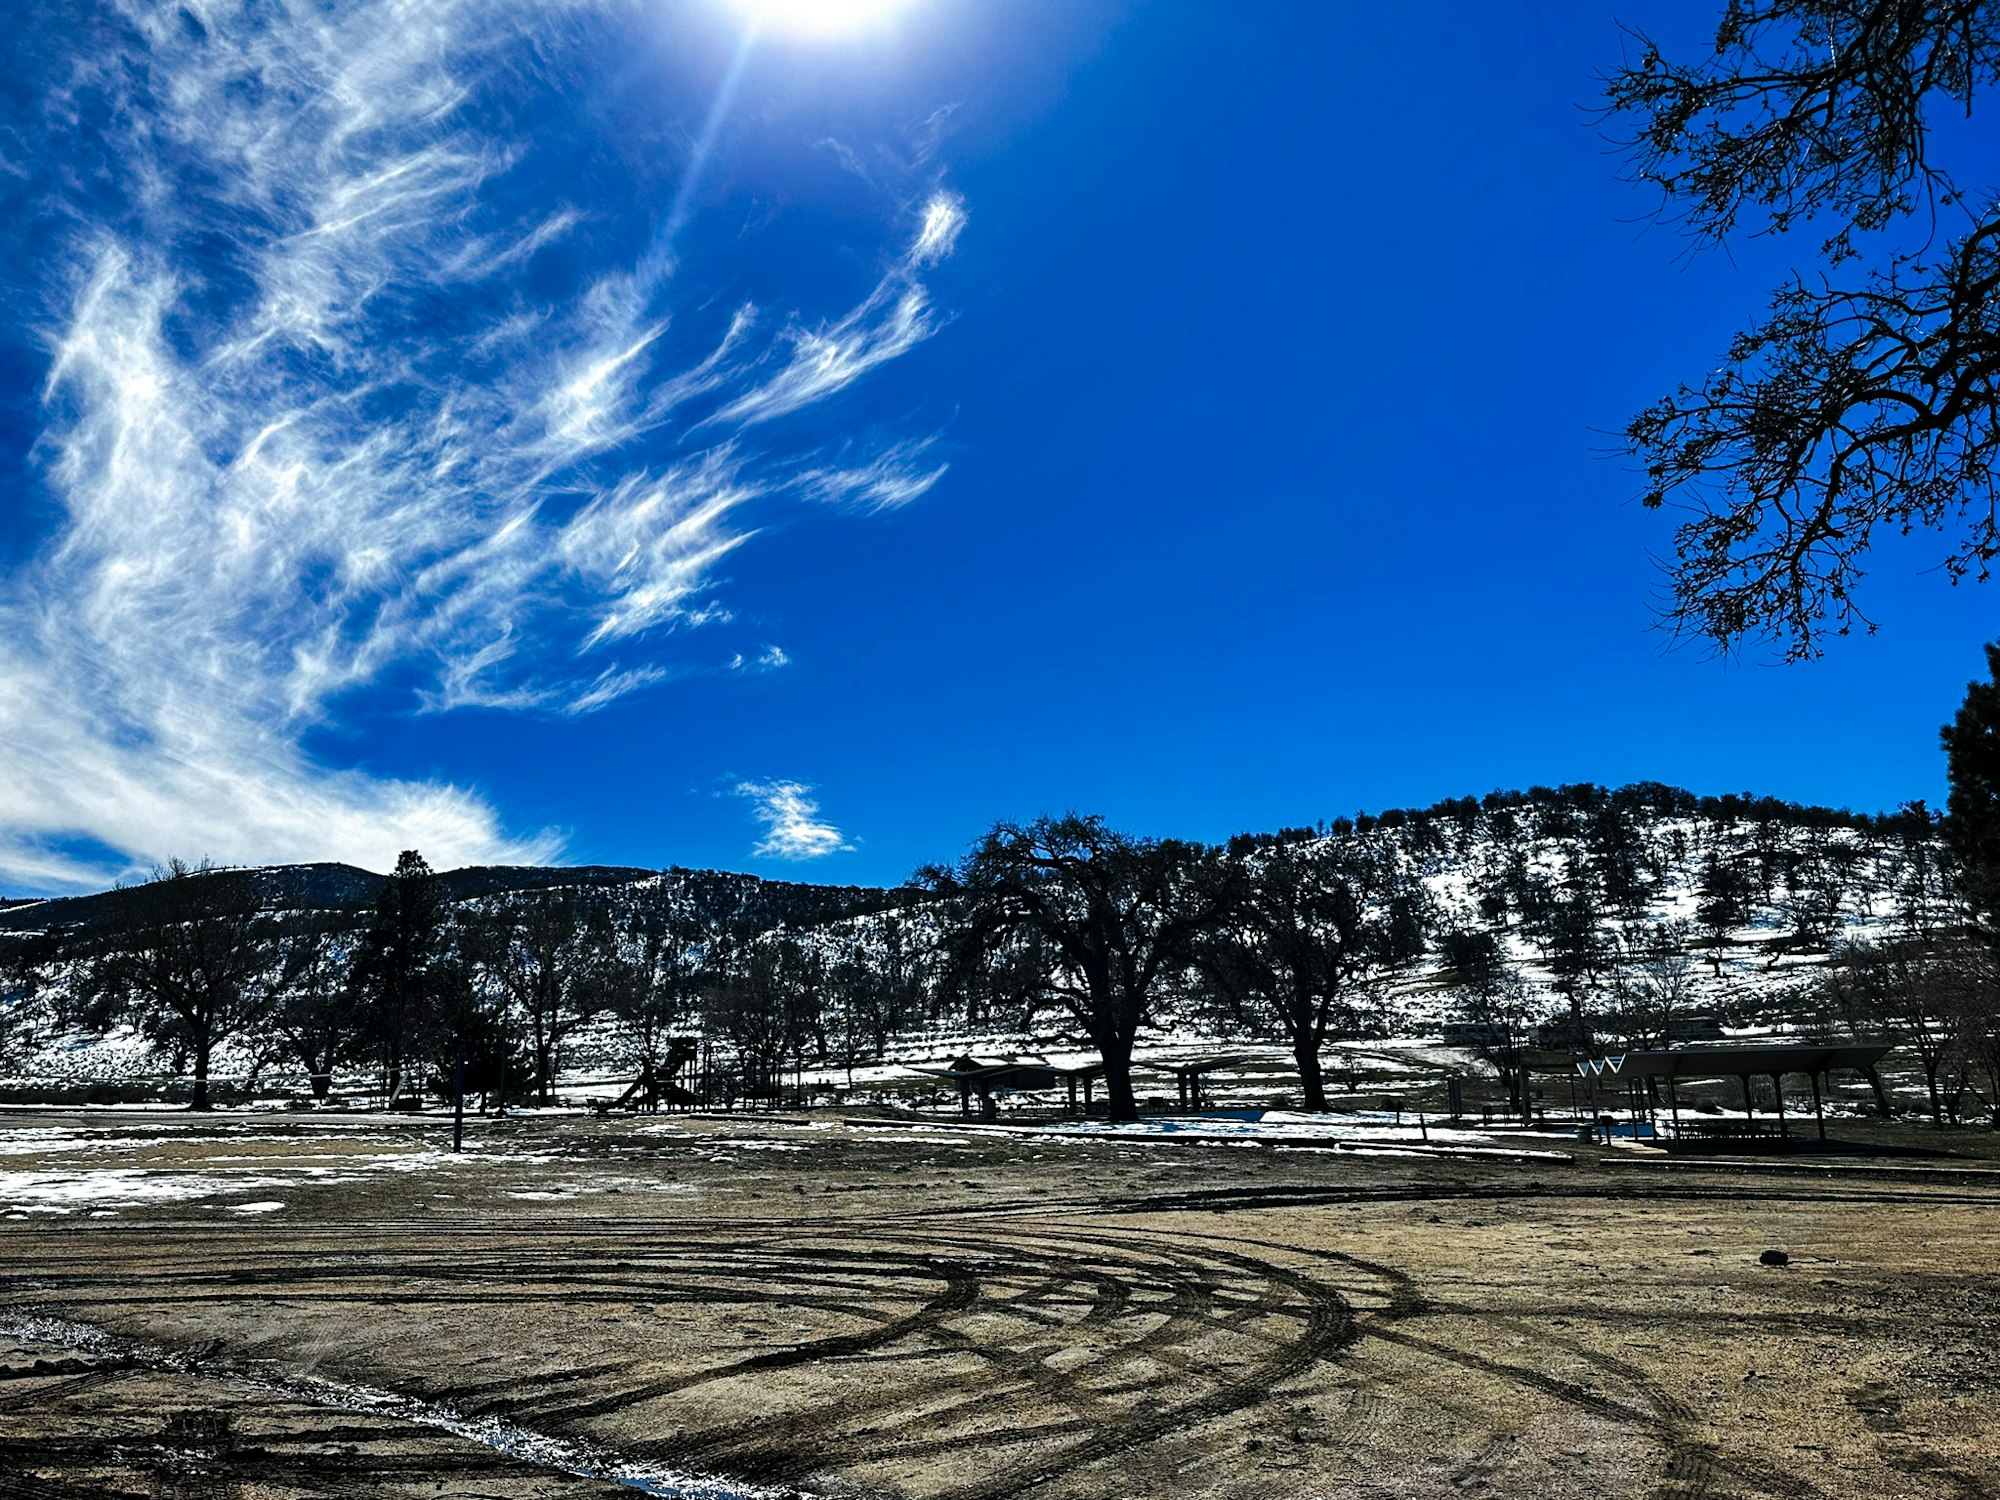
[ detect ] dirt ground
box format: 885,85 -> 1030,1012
0,1107 -> 1996,1499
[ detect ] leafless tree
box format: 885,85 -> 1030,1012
707,932 -> 820,1105
1609,919 -> 1698,1047
1828,935 -> 1996,1122
267,921 -> 365,1103
78,859 -> 281,1110
1441,928 -> 1535,1120
600,881 -> 714,1088
463,889 -> 613,1105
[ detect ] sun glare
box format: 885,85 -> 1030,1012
732,0 -> 912,39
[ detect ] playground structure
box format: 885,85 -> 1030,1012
594,1037 -> 799,1114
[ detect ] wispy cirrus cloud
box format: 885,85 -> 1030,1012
799,436 -> 950,511
735,780 -> 854,861
0,0 -> 962,890
727,645 -> 791,673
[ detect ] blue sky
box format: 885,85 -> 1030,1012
0,0 -> 1990,894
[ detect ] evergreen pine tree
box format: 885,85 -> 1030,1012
1943,644 -> 2000,937
351,850 -> 448,1106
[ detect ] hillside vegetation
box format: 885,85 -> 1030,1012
0,782 -> 1984,1120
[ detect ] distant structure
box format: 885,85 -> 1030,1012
1535,1014 -> 1727,1050
1576,1042 -> 1893,1149
1135,1054 -> 1255,1110
905,1055 -> 1108,1119
905,1052 -> 1253,1118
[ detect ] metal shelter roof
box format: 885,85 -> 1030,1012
904,1057 -> 1107,1091
1576,1043 -> 1893,1081
1134,1053 -> 1257,1078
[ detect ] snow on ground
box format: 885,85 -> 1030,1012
0,1116 -> 582,1219
0,1168 -> 300,1214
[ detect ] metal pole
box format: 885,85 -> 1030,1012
494,1009 -> 506,1116
453,1044 -> 465,1154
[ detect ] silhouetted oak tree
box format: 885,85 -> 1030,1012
600,879 -> 715,1087
463,888 -> 614,1105
1195,836 -> 1384,1112
268,921 -> 365,1103
923,815 -> 1225,1123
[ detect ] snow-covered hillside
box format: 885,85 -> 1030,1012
0,783 -> 1962,1098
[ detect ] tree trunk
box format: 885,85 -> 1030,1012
1862,1064 -> 1893,1118
1295,1038 -> 1328,1113
1099,1034 -> 1139,1123
190,1043 -> 212,1112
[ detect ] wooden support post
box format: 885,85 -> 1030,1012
1772,1073 -> 1789,1137
1741,1073 -> 1754,1122
1810,1070 -> 1827,1142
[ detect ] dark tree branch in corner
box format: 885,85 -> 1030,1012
1602,0 -> 2000,658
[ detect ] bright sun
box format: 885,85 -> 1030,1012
732,0 -> 912,38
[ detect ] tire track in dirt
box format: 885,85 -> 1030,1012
9,1187 -> 1969,1500
1094,1222 -> 1827,1500
585,1227 -> 1359,1489
0,1215 -> 1400,1497
526,1275 -> 980,1428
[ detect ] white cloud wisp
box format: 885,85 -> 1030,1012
0,1 -> 963,890
735,780 -> 854,861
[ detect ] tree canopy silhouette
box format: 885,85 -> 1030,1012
922,816 -> 1225,1122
